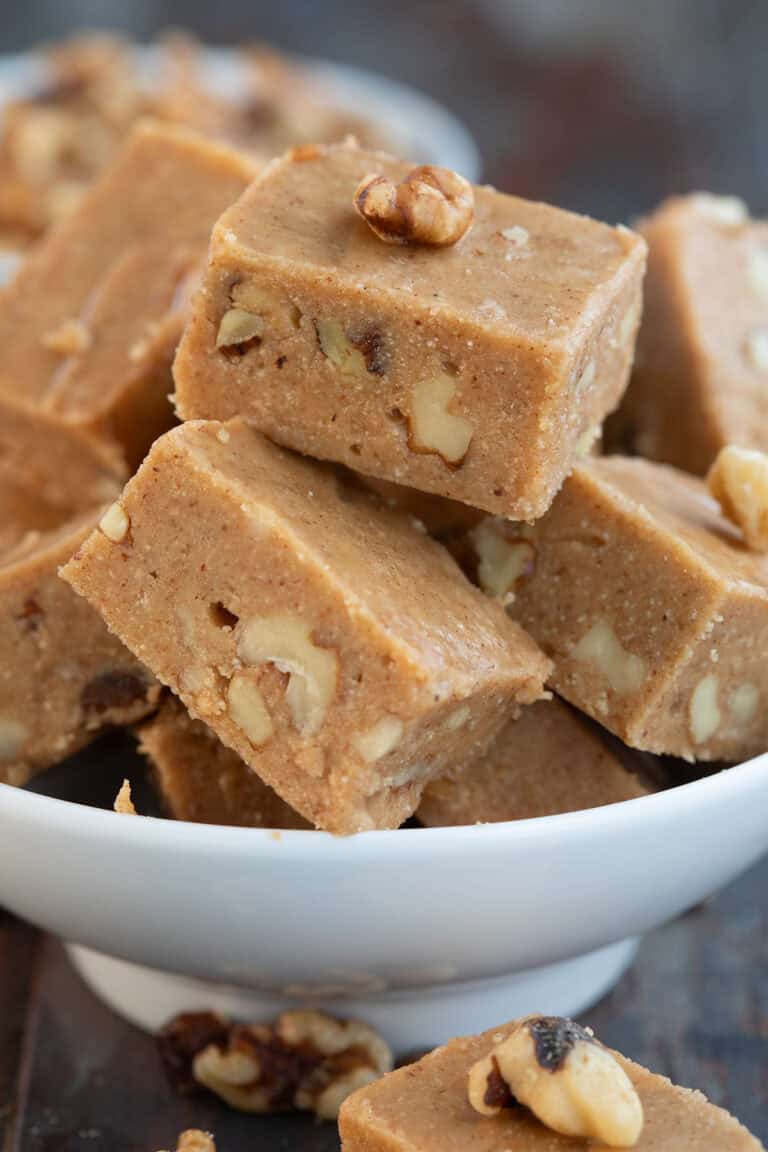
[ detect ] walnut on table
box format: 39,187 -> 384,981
158,1008 -> 392,1121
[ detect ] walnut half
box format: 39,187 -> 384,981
467,1016 -> 643,1147
354,165 -> 474,247
158,1009 -> 392,1121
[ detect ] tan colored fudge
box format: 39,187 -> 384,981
505,455 -> 768,761
0,395 -> 124,520
0,120 -> 258,468
0,509 -> 159,786
63,420 -> 549,834
339,1017 -> 763,1152
616,193 -> 768,474
418,697 -> 652,826
140,694 -> 651,830
173,143 -> 646,519
139,697 -> 309,828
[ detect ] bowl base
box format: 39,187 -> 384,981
67,938 -> 638,1051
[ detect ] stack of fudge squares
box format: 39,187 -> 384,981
2,118 -> 768,835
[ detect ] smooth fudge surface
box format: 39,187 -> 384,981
617,194 -> 768,474
139,697 -> 309,828
338,1022 -> 763,1152
0,120 -> 257,467
508,455 -> 768,761
62,420 -> 549,834
418,697 -> 651,826
173,143 -> 646,519
0,396 -> 124,533
0,509 -> 159,786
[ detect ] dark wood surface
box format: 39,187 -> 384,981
1,854 -> 766,1151
1,2 -> 767,1147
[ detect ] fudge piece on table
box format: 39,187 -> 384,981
417,697 -> 653,826
0,509 -> 159,786
614,193 -> 768,474
173,142 -> 646,520
62,420 -> 549,834
139,697 -> 309,828
0,120 -> 258,468
339,1014 -> 762,1151
505,455 -> 768,761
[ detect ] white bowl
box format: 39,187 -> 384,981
0,47 -> 481,181
1,753 -> 766,1051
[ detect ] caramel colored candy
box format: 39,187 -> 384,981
62,421 -> 549,834
139,697 -> 309,829
0,121 -> 257,468
0,396 -> 124,541
617,194 -> 768,474
418,698 -> 652,826
173,143 -> 646,520
507,455 -> 768,761
339,1019 -> 762,1152
0,510 -> 159,786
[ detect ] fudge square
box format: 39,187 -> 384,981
0,120 -> 257,469
62,420 -> 549,834
339,1017 -> 762,1152
507,455 -> 768,761
139,697 -> 309,829
417,697 -> 652,826
173,143 -> 646,519
616,193 -> 768,474
0,510 -> 159,786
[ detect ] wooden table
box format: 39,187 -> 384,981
1,3 -> 767,1146
2,853 -> 766,1150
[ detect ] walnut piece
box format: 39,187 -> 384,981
708,445 -> 768,552
315,318 -> 386,377
571,619 -> 646,694
81,669 -> 157,725
114,778 -> 137,815
408,373 -> 473,465
0,716 -> 27,761
216,307 -> 264,352
470,519 -> 535,601
354,165 -> 474,247
467,1016 -> 643,1147
159,1009 -> 392,1121
158,1130 -> 216,1152
99,501 -> 130,543
689,673 -> 721,745
237,616 -> 338,736
729,681 -> 759,724
353,716 -> 404,763
227,672 -> 274,747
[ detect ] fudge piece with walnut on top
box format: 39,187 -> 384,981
174,142 -> 646,520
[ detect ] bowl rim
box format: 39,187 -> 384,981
1,750 -> 766,860
0,46 -> 482,182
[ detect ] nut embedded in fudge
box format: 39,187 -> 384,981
0,120 -> 258,469
173,142 -> 646,520
505,455 -> 768,761
613,193 -> 768,474
62,420 -> 549,834
0,509 -> 159,787
338,1015 -> 763,1152
418,697 -> 653,827
139,697 -> 309,828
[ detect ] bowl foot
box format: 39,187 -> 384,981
67,937 -> 638,1051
